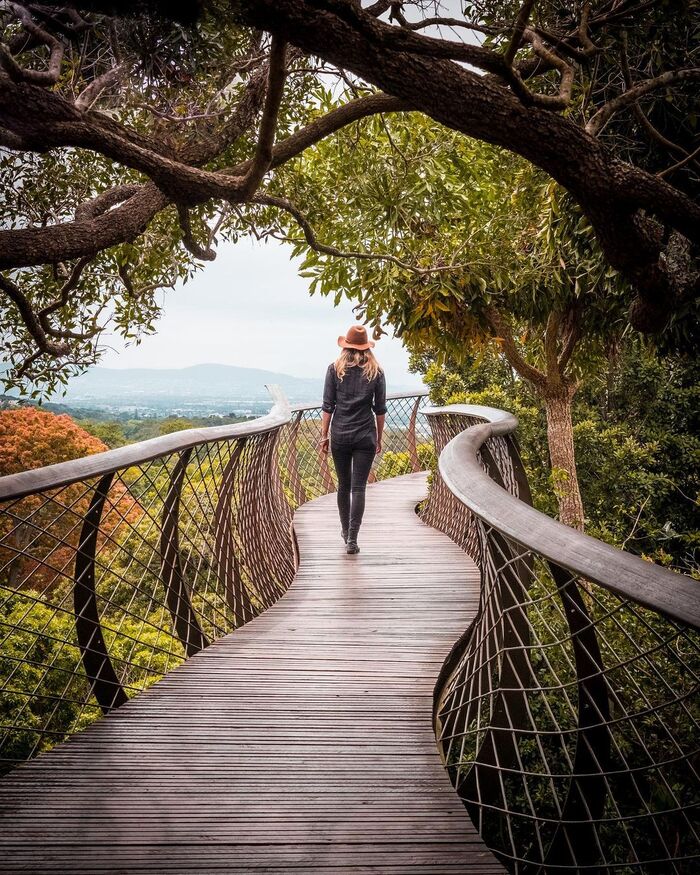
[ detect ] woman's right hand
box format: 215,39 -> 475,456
319,436 -> 330,455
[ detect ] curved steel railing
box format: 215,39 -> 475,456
423,404 -> 700,874
0,388 -> 429,772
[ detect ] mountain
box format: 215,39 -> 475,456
48,364 -> 324,415
2,362 -> 424,417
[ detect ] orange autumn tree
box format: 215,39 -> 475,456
0,408 -> 107,476
0,408 -> 133,591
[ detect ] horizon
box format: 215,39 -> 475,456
65,360 -> 425,388
95,236 -> 424,390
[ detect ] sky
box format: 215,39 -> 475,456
80,0 -> 480,393
99,237 -> 424,390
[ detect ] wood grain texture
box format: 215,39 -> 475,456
0,473 -> 502,874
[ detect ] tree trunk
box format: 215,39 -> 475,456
543,385 -> 585,531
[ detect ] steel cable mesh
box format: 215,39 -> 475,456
279,394 -> 433,504
425,412 -> 700,873
0,393 -> 428,774
421,413 -> 494,562
0,429 -> 295,773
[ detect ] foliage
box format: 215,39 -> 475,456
421,341 -> 699,571
0,408 -> 135,589
375,442 -> 435,481
41,409 -> 252,448
0,406 -> 107,475
80,419 -> 128,448
0,587 -> 182,769
575,343 -> 700,567
0,591 -> 93,766
158,416 -> 197,435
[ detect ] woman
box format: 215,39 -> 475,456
320,324 -> 386,555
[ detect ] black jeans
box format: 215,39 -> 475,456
331,433 -> 376,539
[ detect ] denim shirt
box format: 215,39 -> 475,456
322,363 -> 387,444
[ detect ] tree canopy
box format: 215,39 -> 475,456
266,108 -> 639,527
0,1 -> 698,394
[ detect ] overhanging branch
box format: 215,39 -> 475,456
587,68 -> 700,136
236,36 -> 287,199
252,192 -> 480,277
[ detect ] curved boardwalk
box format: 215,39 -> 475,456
0,473 -> 503,874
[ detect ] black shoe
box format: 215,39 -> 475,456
346,540 -> 360,554
341,529 -> 348,543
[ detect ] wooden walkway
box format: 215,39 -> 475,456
0,473 -> 503,874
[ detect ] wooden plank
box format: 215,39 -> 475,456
0,473 -> 502,874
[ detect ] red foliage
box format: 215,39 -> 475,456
0,407 -> 107,476
0,408 -> 136,592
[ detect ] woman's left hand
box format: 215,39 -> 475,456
375,440 -> 382,455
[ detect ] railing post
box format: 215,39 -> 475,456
543,561 -> 611,871
160,448 -> 209,656
74,472 -> 128,714
449,441 -> 535,841
213,441 -> 252,626
286,411 -> 307,506
407,394 -> 422,472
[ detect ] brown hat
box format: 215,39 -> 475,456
338,324 -> 375,350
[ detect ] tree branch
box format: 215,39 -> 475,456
73,184 -> 143,221
508,28 -> 575,109
236,36 -> 287,199
0,91 -> 411,268
658,144 -> 700,179
75,63 -> 124,112
557,304 -> 582,373
0,272 -> 71,355
0,184 -> 169,269
391,14 -> 496,38
503,0 -> 536,67
252,192 -> 479,277
587,68 -> 700,136
39,255 -> 92,320
310,0 -> 506,75
543,309 -> 562,382
484,306 -> 548,388
0,2 -> 64,85
177,204 -> 217,260
236,92 -> 410,174
619,31 -> 700,174
577,2 -> 599,56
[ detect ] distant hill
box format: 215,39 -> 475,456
1,362 -> 424,417
45,364 -> 323,414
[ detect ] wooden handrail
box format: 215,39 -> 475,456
0,385 -> 292,502
424,403 -> 700,629
0,389 -> 429,503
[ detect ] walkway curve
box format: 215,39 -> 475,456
0,473 -> 503,874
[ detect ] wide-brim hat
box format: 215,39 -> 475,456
338,324 -> 375,350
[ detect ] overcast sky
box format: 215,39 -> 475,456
99,238 -> 424,389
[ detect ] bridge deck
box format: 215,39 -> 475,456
0,473 -> 503,874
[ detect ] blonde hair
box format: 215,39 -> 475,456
334,348 -> 382,382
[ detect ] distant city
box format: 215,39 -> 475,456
2,363 -> 424,419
